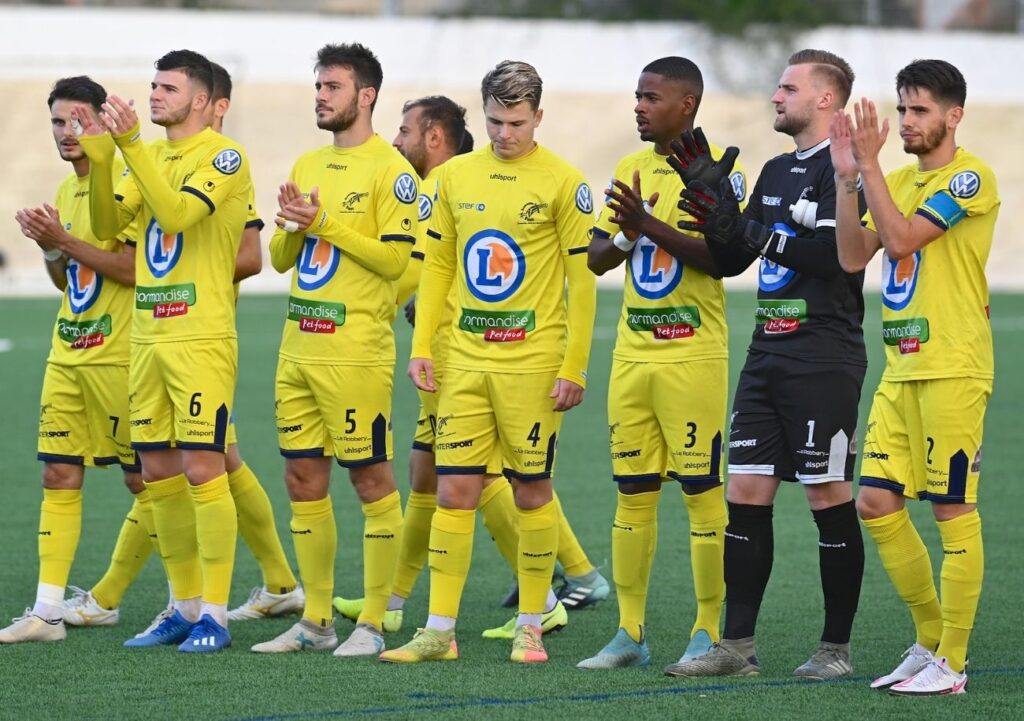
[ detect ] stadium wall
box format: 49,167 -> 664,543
1,6 -> 1020,295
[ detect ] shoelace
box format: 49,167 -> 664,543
245,586 -> 263,604
65,585 -> 90,608
518,627 -> 543,651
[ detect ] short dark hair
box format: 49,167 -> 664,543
210,61 -> 232,102
896,59 -> 967,108
788,48 -> 855,106
48,76 -> 106,112
641,56 -> 704,111
402,95 -> 468,154
315,43 -> 383,110
155,49 -> 214,96
458,129 -> 474,155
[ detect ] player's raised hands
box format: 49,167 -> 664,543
829,111 -> 859,181
276,183 -> 321,232
408,357 -> 436,393
15,205 -> 66,250
99,95 -> 138,135
550,378 -> 584,412
667,127 -> 739,189
605,170 -> 659,241
677,176 -> 741,245
70,104 -> 106,137
849,98 -> 889,167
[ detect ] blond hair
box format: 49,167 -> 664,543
481,60 -> 543,110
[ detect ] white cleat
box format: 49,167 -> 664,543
0,609 -> 66,644
251,619 -> 338,653
870,643 -> 935,689
333,622 -> 385,657
63,586 -> 119,627
889,657 -> 967,696
228,585 -> 305,621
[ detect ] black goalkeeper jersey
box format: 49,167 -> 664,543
714,138 -> 866,366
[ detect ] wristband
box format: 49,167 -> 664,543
41,247 -> 63,262
282,220 -> 300,233
612,231 -> 637,252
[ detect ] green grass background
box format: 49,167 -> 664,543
0,290 -> 1021,721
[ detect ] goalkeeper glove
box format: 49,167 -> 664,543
667,127 -> 740,190
678,177 -> 779,256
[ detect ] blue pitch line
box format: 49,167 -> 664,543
232,666 -> 1024,721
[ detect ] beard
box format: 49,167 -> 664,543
152,101 -> 191,128
317,96 -> 359,133
402,139 -> 428,177
773,105 -> 812,138
903,122 -> 947,155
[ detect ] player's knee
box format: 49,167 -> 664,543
931,501 -> 976,523
511,478 -> 552,510
855,487 -> 900,520
618,479 -> 662,495
224,443 -> 243,473
41,462 -> 84,490
123,472 -> 145,494
349,465 -> 396,503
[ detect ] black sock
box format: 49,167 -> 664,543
723,502 -> 774,640
813,500 -> 865,644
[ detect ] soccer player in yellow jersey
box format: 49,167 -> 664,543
578,57 -> 745,670
61,62 -> 303,632
381,60 -> 597,665
76,49 -> 253,653
831,60 -> 998,696
252,43 -> 415,657
0,77 -> 139,644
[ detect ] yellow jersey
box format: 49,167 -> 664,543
47,160 -> 135,366
269,134 -> 417,366
84,126 -> 251,344
411,143 -> 597,387
865,147 -> 998,382
594,144 -> 746,363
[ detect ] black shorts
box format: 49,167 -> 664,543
727,350 -> 865,484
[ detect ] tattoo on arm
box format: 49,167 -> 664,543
844,180 -> 859,194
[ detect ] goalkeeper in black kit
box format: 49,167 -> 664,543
663,49 -> 868,680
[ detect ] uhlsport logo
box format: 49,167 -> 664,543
394,173 -> 418,204
629,236 -> 682,300
66,257 -> 102,313
757,223 -> 797,292
418,193 -> 433,222
145,218 -> 183,279
949,170 -> 980,199
575,183 -> 593,213
730,171 -> 747,202
881,250 -> 922,311
296,236 -> 341,291
463,229 -> 525,302
212,149 -> 241,175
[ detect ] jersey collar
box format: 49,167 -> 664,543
795,137 -> 830,160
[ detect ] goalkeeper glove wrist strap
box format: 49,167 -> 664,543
741,220 -> 788,257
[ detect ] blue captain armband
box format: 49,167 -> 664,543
918,191 -> 966,230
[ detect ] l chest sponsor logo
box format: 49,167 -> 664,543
881,251 -> 921,311
66,257 -> 103,313
296,237 -> 341,291
144,218 -> 183,279
463,229 -> 525,302
629,236 -> 681,300
757,223 -> 797,292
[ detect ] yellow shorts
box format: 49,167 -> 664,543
414,387 -> 503,476
608,358 -> 726,487
434,368 -> 561,481
38,363 -> 137,470
129,339 -> 237,453
276,359 -> 394,468
860,377 -> 990,504
226,416 -> 238,447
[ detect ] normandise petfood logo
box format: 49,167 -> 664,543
58,314 -> 112,350
755,299 -> 807,335
135,283 -> 196,318
882,317 -> 929,354
288,296 -> 346,334
459,308 -> 535,342
626,305 -> 701,340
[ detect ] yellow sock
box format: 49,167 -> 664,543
479,479 -> 519,570
613,490 -> 659,642
146,474 -> 201,600
228,463 -> 296,593
553,490 -> 592,577
683,485 -> 727,641
427,507 -> 475,619
291,496 -> 336,627
190,473 -> 237,606
863,508 -> 943,650
392,491 -> 436,600
517,500 -> 559,615
38,488 -> 83,590
92,492 -> 154,609
935,511 -> 984,672
358,491 -> 403,629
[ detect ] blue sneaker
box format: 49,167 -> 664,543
556,569 -> 610,610
679,629 -> 714,663
178,614 -> 231,653
577,628 -> 651,669
123,609 -> 193,648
